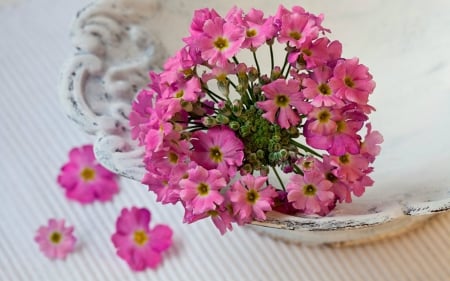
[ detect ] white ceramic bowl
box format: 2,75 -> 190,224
60,0 -> 450,245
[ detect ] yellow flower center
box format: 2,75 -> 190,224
339,154 -> 350,164
318,83 -> 332,96
302,160 -> 313,170
302,49 -> 312,56
168,152 -> 179,164
197,182 -> 210,196
246,189 -> 260,204
289,31 -> 302,40
80,167 -> 96,182
275,94 -> 290,107
49,232 -> 62,244
344,76 -> 355,88
303,184 -> 317,196
246,29 -> 257,38
209,146 -> 223,163
133,230 -> 148,246
207,210 -> 219,217
336,120 -> 346,133
214,37 -> 229,50
318,110 -> 331,123
175,90 -> 184,98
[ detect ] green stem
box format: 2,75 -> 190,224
293,164 -> 304,176
204,88 -> 225,102
280,51 -> 289,77
284,64 -> 292,78
252,50 -> 261,78
272,166 -> 286,191
227,78 -> 237,89
269,44 -> 274,71
290,139 -> 323,158
232,56 -> 239,65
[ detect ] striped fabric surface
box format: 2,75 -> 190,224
0,1 -> 449,280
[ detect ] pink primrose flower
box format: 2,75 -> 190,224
360,123 -> 383,163
179,165 -> 227,214
191,126 -> 244,179
329,58 -> 375,105
314,155 -> 352,203
202,61 -> 236,83
257,78 -> 312,129
162,47 -> 197,84
187,8 -> 221,39
330,153 -> 369,183
57,145 -> 119,204
129,88 -> 158,144
278,9 -> 319,48
287,172 -> 335,215
142,138 -> 190,204
349,174 -> 374,197
302,65 -> 344,107
35,219 -> 76,260
228,174 -> 277,223
111,207 -> 173,271
195,17 -> 245,66
240,8 -> 272,49
183,203 -> 234,235
288,38 -> 342,70
158,77 -> 203,120
143,170 -> 181,204
304,107 -> 341,137
304,106 -> 366,156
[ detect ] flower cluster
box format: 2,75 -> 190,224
130,5 -> 383,234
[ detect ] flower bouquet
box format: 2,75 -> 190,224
129,5 -> 383,235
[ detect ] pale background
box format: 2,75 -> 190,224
1,0 -> 449,280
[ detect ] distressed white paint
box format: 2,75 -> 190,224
60,0 -> 450,245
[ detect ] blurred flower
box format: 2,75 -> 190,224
34,219 -> 76,260
57,144 -> 119,204
111,207 -> 173,271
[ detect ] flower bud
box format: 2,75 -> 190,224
253,161 -> 262,170
240,163 -> 253,175
279,149 -> 288,160
216,114 -> 229,125
288,126 -> 299,137
229,121 -> 240,131
217,80 -> 230,97
271,66 -> 282,80
248,67 -> 259,82
260,165 -> 269,176
239,125 -> 251,137
256,149 -> 265,159
231,100 -> 243,117
236,63 -> 247,75
236,84 -> 247,95
260,74 -> 271,85
202,117 -> 217,127
248,153 -> 258,163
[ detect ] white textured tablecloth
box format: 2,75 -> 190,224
1,1 -> 449,280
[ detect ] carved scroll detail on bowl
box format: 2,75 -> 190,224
60,0 -> 164,179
